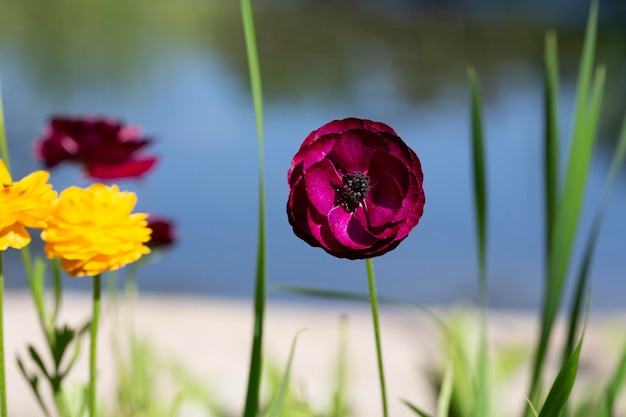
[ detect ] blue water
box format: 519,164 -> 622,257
1,7 -> 625,310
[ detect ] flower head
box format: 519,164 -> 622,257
287,118 -> 425,259
41,184 -> 151,277
35,116 -> 158,180
0,160 -> 57,250
146,217 -> 176,250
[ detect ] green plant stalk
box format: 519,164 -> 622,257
240,0 -> 267,416
89,274 -> 102,417
0,253 -> 7,417
366,258 -> 388,417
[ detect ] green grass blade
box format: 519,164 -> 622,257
402,400 -> 434,417
437,362 -> 454,417
544,31 -> 560,260
266,329 -> 307,417
240,1 -> 267,417
537,337 -> 583,417
527,1 -> 600,408
0,81 -> 9,167
467,66 -> 489,417
564,113 -> 626,361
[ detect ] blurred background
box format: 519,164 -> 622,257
0,0 -> 624,309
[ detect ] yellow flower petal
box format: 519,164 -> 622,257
0,223 -> 31,250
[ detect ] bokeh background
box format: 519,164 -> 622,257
0,0 -> 624,309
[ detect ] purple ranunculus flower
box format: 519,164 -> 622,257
34,116 -> 158,180
287,118 -> 425,259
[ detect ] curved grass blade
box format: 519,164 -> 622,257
467,66 -> 489,417
536,337 -> 583,417
402,400 -> 433,417
563,114 -> 626,361
240,0 -> 267,416
266,328 -> 308,417
437,362 -> 454,417
527,1 -> 600,410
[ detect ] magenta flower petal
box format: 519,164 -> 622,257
365,174 -> 403,227
327,206 -> 379,250
305,159 -> 342,215
87,157 -> 158,180
35,116 -> 158,180
287,118 -> 425,259
327,130 -> 381,174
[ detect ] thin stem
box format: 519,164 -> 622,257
89,274 -> 101,417
365,258 -> 388,417
0,253 -> 7,417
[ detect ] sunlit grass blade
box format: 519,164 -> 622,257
239,0 -> 267,417
536,337 -> 583,417
436,362 -> 454,417
527,1 -> 600,409
595,342 -> 626,417
274,284 -> 449,331
543,31 -> 560,262
467,66 -> 489,417
266,328 -> 307,417
564,114 -> 626,360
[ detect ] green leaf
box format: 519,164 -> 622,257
51,325 -> 75,372
537,338 -> 583,417
266,328 -> 308,417
28,345 -> 51,381
17,357 -> 51,417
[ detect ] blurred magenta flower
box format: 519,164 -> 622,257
147,217 -> 176,249
287,118 -> 425,259
35,116 -> 158,180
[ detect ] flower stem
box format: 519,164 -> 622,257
0,253 -> 7,417
365,258 -> 388,417
89,274 -> 101,417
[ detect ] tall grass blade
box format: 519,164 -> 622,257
0,81 -> 9,167
536,337 -> 583,417
467,66 -> 489,417
527,1 -> 600,409
240,1 -> 267,417
266,329 -> 307,417
543,31 -> 560,262
564,113 -> 626,360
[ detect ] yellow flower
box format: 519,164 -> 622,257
0,159 -> 57,250
41,184 -> 151,277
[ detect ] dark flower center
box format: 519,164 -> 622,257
336,171 -> 370,212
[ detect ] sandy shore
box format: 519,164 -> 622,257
4,291 -> 625,416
